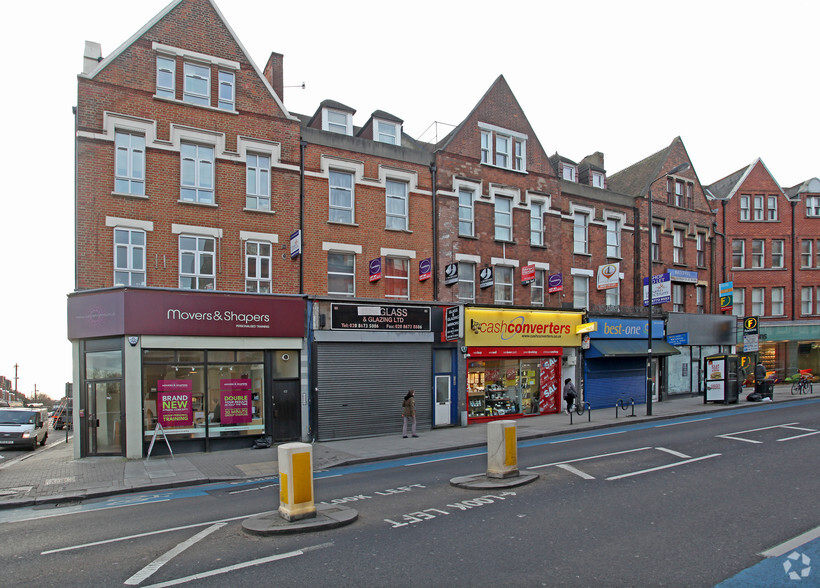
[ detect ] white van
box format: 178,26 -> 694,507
0,407 -> 49,450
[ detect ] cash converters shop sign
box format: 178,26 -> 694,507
465,309 -> 583,347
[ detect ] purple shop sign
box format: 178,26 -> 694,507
548,273 -> 563,293
369,257 -> 382,282
419,258 -> 432,281
67,289 -> 305,340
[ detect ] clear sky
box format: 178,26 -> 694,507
0,0 -> 817,402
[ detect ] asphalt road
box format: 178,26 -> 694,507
1,402 -> 818,587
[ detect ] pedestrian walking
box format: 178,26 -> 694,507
563,378 -> 577,414
402,389 -> 418,438
754,361 -> 766,395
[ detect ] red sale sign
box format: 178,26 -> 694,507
538,358 -> 560,414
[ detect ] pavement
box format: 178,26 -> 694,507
0,385 -> 813,511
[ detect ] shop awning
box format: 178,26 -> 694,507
586,339 -> 681,359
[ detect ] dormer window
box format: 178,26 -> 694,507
562,164 -> 576,182
591,171 -> 604,188
375,120 -> 399,145
324,109 -> 352,135
478,122 -> 527,172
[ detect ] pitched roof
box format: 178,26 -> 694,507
606,140 -> 675,197
704,158 -> 790,201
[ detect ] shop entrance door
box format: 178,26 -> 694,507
85,380 -> 123,456
272,380 -> 300,442
434,375 -> 451,426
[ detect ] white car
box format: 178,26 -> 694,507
0,407 -> 49,450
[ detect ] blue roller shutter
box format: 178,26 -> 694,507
583,357 -> 645,410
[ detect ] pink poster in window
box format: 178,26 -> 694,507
157,380 -> 193,427
220,379 -> 252,424
538,358 -> 560,414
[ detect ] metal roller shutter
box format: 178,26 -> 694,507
583,357 -> 646,410
316,343 -> 432,440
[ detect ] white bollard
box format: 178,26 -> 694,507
278,442 -> 316,521
487,420 -> 519,479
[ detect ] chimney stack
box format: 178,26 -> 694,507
264,52 -> 284,102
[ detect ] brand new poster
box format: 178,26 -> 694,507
220,379 -> 253,424
157,380 -> 193,428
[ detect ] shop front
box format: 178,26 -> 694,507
738,321 -> 820,384
665,312 -> 736,396
585,317 -> 679,409
310,300 -> 439,440
67,288 -> 306,459
464,307 -> 583,423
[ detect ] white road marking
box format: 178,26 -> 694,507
141,542 -> 333,588
656,417 -> 713,428
124,523 -> 226,585
527,446 -> 652,470
777,431 -> 820,442
761,525 -> 820,558
606,454 -> 721,480
717,422 -> 818,444
655,447 -> 691,459
404,453 -> 481,466
549,430 -> 625,444
555,463 -> 595,479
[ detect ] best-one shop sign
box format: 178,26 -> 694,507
464,309 -> 582,347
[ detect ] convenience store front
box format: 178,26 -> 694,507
464,308 -> 583,423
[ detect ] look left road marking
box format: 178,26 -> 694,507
124,523 -> 226,585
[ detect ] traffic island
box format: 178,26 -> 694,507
242,442 -> 357,536
450,420 -> 539,489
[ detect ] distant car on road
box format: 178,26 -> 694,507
0,406 -> 49,450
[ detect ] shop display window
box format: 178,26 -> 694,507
468,359 -> 524,417
142,349 -> 264,440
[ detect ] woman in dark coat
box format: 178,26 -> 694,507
402,389 -> 418,438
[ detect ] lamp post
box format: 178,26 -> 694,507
646,162 -> 690,415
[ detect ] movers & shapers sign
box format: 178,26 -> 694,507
464,308 -> 583,347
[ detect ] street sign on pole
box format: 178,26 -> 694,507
743,316 -> 759,352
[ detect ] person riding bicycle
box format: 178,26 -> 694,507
563,378 -> 578,415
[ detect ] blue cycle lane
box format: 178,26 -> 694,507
717,527 -> 820,587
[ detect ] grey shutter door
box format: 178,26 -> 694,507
316,343 -> 432,440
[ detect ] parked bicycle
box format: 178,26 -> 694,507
791,374 -> 813,395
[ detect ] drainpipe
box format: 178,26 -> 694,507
73,105 -> 79,290
430,163 -> 438,300
791,199 -> 797,320
299,140 -> 306,294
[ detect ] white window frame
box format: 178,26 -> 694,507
562,164 -> 576,182
458,261 -> 476,302
675,180 -> 684,207
733,288 -> 745,318
753,195 -> 764,220
384,256 -> 410,300
113,227 -> 146,286
531,269 -> 545,306
183,62 -> 211,106
375,120 -> 399,145
218,70 -> 235,111
244,240 -> 272,293
772,239 -> 784,268
494,265 -> 514,305
801,287 -> 813,315
696,233 -> 706,267
751,239 -> 764,268
530,201 -> 544,246
606,217 -> 621,258
605,284 -> 620,309
673,228 -> 685,264
478,122 -> 527,172
651,224 -> 661,261
329,170 -> 355,224
767,195 -> 778,220
114,131 -> 145,196
751,287 -> 765,316
572,274 -> 590,309
178,234 -> 216,290
740,195 -> 750,221
673,283 -> 684,312
591,171 -> 604,188
323,109 -> 352,135
495,196 -> 513,241
807,195 -> 820,217
696,285 -> 706,313
180,142 -> 215,204
801,240 -> 813,268
573,211 -> 589,254
732,239 -> 745,269
771,287 -> 784,316
156,56 -> 175,99
458,188 -> 475,237
326,248 -> 357,297
246,153 -> 270,210
385,179 -> 408,231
